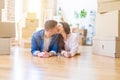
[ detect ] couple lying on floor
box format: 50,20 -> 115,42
31,20 -> 80,58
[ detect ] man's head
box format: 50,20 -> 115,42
44,20 -> 58,37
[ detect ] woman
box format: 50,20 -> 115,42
58,22 -> 80,58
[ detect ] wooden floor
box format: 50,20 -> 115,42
0,46 -> 120,80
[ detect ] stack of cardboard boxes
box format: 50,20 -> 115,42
21,13 -> 39,48
72,27 -> 87,45
98,0 -> 120,13
79,29 -> 87,45
0,0 -> 15,55
93,0 -> 120,57
0,22 -> 15,55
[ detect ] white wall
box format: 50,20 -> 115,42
57,0 -> 97,45
57,0 -> 97,24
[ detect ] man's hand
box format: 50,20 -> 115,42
48,52 -> 53,57
37,51 -> 50,58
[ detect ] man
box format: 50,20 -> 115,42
31,20 -> 58,58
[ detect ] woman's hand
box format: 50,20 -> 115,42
62,51 -> 71,58
64,52 -> 71,58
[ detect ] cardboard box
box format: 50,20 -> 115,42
93,36 -> 120,58
79,37 -> 86,45
0,0 -> 4,9
10,38 -> 19,46
98,1 -> 120,13
22,27 -> 36,39
19,39 -> 31,48
0,38 -> 11,55
79,29 -> 87,36
0,11 -> 1,21
0,22 -> 15,38
72,27 -> 79,33
98,0 -> 118,3
24,41 -> 31,48
25,19 -> 39,28
96,10 -> 120,37
26,12 -> 37,19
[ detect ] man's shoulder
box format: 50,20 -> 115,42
33,29 -> 44,36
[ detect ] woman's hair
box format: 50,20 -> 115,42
59,22 -> 70,34
57,34 -> 65,52
58,22 -> 70,52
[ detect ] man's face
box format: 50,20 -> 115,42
49,25 -> 58,36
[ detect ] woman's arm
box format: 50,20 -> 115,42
70,33 -> 79,56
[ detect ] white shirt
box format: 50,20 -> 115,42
43,37 -> 56,55
43,37 -> 51,51
63,33 -> 80,56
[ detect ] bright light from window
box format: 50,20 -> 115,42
28,0 -> 40,18
28,0 -> 40,12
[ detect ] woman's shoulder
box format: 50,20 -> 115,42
70,33 -> 78,38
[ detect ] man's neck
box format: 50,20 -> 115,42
44,31 -> 51,38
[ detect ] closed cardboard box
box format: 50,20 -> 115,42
25,19 -> 39,28
0,11 -> 1,21
26,12 -> 37,19
98,1 -> 120,13
79,29 -> 87,36
0,0 -> 4,8
0,22 -> 15,38
93,36 -> 120,57
0,38 -> 10,55
72,27 -> 79,33
22,27 -> 36,39
24,41 -> 31,48
96,10 -> 120,37
98,0 -> 118,3
79,37 -> 86,45
19,39 -> 31,48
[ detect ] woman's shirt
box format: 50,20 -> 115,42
64,33 -> 80,56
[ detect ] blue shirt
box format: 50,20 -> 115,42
31,30 -> 58,56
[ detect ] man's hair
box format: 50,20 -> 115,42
44,20 -> 57,31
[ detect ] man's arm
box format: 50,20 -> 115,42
31,35 -> 40,56
50,40 -> 58,56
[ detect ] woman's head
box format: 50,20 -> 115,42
58,22 -> 70,34
57,22 -> 70,52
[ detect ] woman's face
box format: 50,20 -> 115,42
57,23 -> 65,34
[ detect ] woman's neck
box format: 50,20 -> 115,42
66,33 -> 70,39
61,32 -> 70,40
